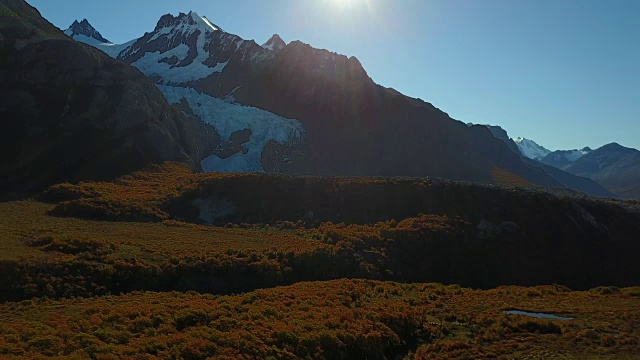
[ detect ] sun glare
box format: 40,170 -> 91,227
325,0 -> 372,11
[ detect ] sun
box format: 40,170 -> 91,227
324,0 -> 372,11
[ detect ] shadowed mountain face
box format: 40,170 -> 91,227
521,158 -> 613,198
532,143 -> 640,200
0,0 -> 220,191
203,40 -> 563,185
541,148 -> 592,169
560,143 -> 640,200
63,13 -> 563,188
7,3 -> 620,196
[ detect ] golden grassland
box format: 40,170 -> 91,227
2,162 -> 640,298
1,280 -> 639,359
40,162 -> 640,227
0,198 -> 466,301
0,200 -> 323,262
2,162 -> 640,358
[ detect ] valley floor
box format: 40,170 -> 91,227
1,163 -> 640,358
1,280 -> 639,359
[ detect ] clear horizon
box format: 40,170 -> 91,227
27,0 -> 640,151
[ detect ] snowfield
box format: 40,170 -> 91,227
512,137 -> 552,160
64,32 -> 136,58
131,43 -> 226,84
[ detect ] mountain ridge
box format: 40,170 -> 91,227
0,0 -> 221,191
513,133 -> 640,200
64,18 -> 110,43
483,127 -> 613,198
61,12 -> 567,190
561,143 -> 640,200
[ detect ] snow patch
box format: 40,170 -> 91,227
69,34 -> 136,58
225,85 -> 243,101
192,12 -> 219,32
96,39 -> 136,58
210,60 -> 229,73
69,34 -> 109,47
157,85 -> 304,172
262,41 -> 276,51
131,40 -> 223,83
564,149 -> 590,162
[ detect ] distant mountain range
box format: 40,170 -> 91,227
507,136 -> 640,200
545,143 -> 640,200
479,130 -> 611,198
2,0 -> 637,201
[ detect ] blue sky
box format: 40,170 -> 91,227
28,0 -> 640,150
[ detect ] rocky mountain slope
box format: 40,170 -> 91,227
64,14 -> 563,188
560,143 -> 640,200
64,18 -> 110,44
0,0 -> 220,191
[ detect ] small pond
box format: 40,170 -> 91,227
503,310 -> 573,321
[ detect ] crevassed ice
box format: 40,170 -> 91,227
158,85 -> 304,172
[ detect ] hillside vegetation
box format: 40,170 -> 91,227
2,163 -> 640,358
2,162 -> 640,303
1,280 -> 639,359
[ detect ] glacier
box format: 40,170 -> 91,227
158,85 -> 304,172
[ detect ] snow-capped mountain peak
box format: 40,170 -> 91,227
153,11 -> 221,37
512,137 -> 552,160
262,34 -> 286,52
64,11 -> 303,173
65,19 -> 137,58
64,19 -> 111,45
